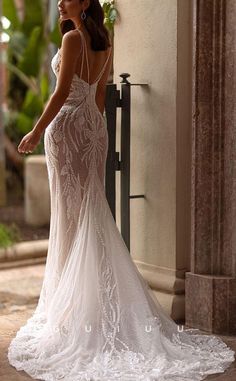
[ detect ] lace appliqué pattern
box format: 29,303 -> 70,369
8,29 -> 235,381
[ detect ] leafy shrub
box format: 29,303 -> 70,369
0,223 -> 21,248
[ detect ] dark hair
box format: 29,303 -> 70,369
59,0 -> 111,51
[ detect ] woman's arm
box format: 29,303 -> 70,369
18,30 -> 81,153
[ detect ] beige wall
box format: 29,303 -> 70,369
114,0 -> 192,317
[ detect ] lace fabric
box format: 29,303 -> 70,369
8,29 -> 235,381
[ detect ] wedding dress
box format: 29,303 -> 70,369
8,28 -> 235,381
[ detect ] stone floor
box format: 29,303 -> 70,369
0,264 -> 236,381
0,264 -> 45,381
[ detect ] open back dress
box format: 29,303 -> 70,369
8,28 -> 235,381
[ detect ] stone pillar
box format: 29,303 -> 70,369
185,0 -> 236,334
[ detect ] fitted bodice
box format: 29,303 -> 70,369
51,29 -> 111,114
51,49 -> 98,108
8,31 -> 235,381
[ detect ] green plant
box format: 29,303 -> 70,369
0,223 -> 21,248
100,0 -> 118,32
2,1 -> 117,154
2,0 -> 61,154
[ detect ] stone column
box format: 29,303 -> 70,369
185,0 -> 236,334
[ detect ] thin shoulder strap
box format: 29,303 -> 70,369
94,47 -> 112,84
76,28 -> 90,83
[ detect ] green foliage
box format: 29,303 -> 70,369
2,0 -> 117,153
0,223 -> 21,248
2,0 -> 21,30
2,0 -> 60,153
40,73 -> 50,104
4,109 -> 44,155
101,0 -> 118,32
18,26 -> 44,77
49,21 -> 62,47
21,0 -> 44,35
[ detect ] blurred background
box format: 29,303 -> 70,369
0,2 -> 117,367
0,0 -> 116,253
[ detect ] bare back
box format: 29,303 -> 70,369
73,27 -> 112,86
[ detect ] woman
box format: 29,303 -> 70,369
8,0 -> 235,380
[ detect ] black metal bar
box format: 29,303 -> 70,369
115,152 -> 121,171
105,75 -> 149,251
129,195 -> 145,199
105,84 -> 118,220
120,78 -> 131,250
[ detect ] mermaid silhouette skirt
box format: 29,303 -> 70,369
7,31 -> 235,381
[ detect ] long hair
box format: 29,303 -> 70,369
59,0 -> 111,51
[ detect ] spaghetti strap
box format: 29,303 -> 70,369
9,19 -> 235,381
93,47 -> 112,84
76,28 -> 90,84
79,38 -> 85,78
76,28 -> 111,85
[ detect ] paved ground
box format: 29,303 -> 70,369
0,264 -> 235,381
0,264 -> 44,381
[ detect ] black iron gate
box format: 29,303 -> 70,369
105,74 -> 147,251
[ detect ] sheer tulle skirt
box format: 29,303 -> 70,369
7,178 -> 235,380
7,82 -> 235,381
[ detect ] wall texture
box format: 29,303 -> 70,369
114,0 -> 192,320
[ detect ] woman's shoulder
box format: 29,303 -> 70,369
61,29 -> 82,50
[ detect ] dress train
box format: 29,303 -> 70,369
8,28 -> 235,381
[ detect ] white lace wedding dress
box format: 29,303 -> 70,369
8,28 -> 235,381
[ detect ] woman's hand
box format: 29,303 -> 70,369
18,129 -> 42,154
